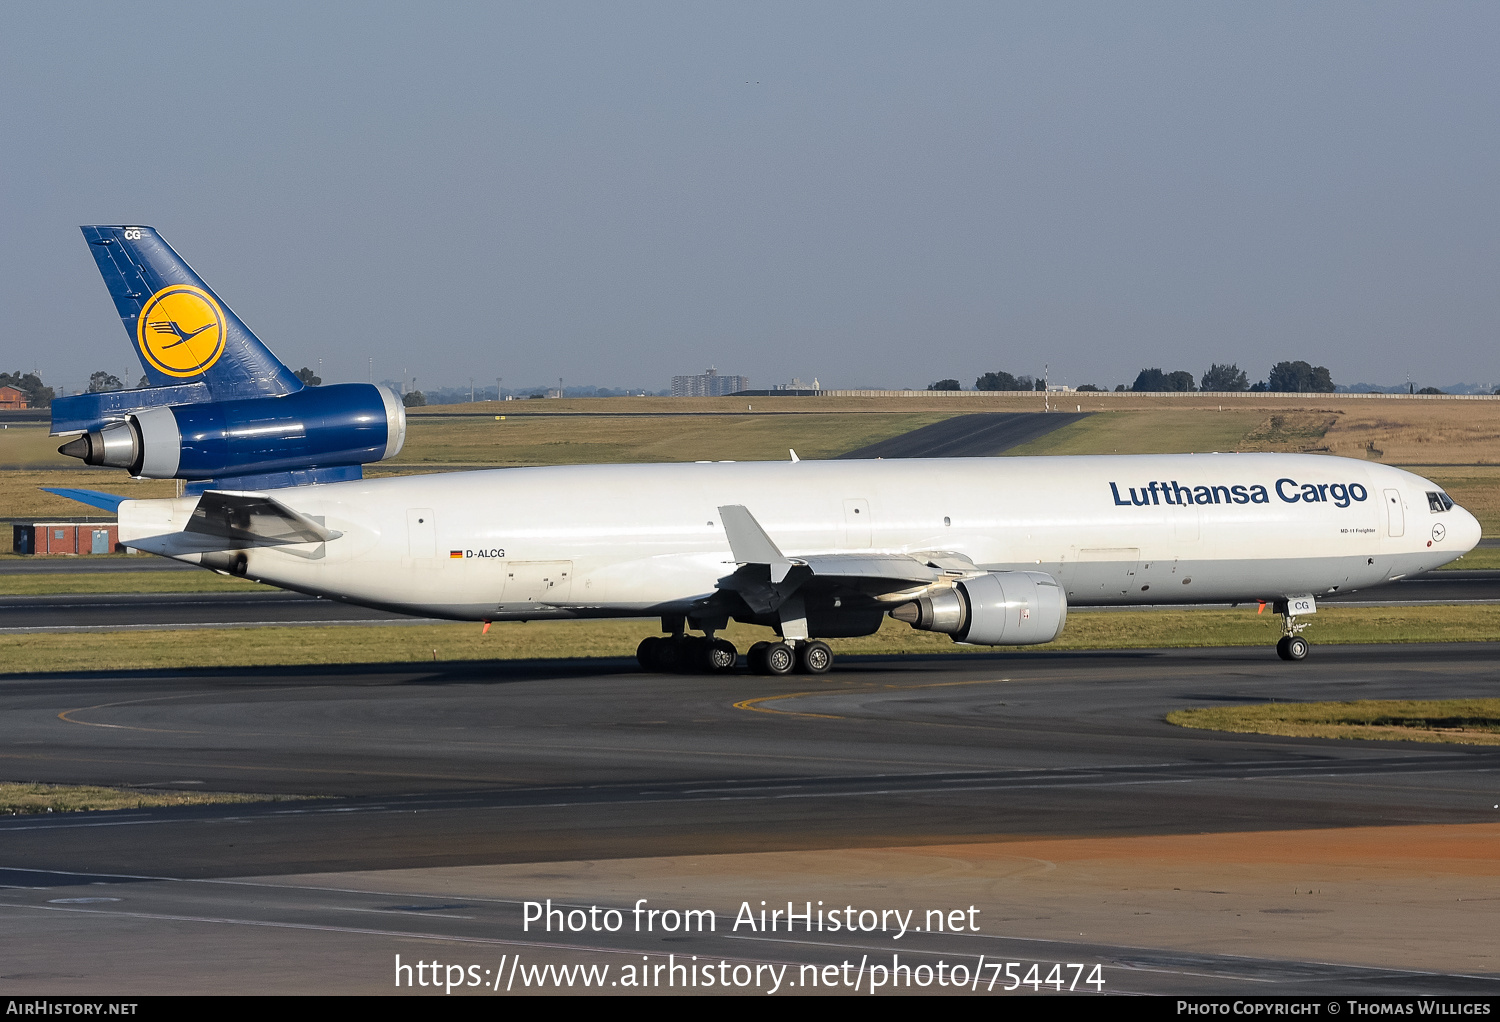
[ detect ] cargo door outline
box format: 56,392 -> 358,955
1383,490 -> 1405,538
407,508 -> 436,557
500,561 -> 573,606
843,498 -> 871,548
1062,547 -> 1140,599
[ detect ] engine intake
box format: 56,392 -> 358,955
891,570 -> 1067,646
58,383 -> 404,481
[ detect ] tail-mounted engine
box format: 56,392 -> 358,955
58,383 -> 404,483
891,570 -> 1067,645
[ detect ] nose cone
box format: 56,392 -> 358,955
1451,505 -> 1483,554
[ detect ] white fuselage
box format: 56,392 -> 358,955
118,453 -> 1482,626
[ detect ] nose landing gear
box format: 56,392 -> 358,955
1276,634 -> 1309,661
1272,600 -> 1311,661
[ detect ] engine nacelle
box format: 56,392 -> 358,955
58,383 -> 405,480
891,570 -> 1067,645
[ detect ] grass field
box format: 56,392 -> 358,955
0,570 -> 257,595
384,410 -> 952,468
1414,466 -> 1500,535
1436,546 -> 1500,569
1002,410 -> 1274,456
1168,699 -> 1500,746
4,604 -> 1498,675
0,782 -> 301,815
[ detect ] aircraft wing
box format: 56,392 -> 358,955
714,504 -> 970,615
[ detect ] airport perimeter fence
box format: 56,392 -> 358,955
752,390 -> 1500,401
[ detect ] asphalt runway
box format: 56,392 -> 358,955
836,412 -> 1089,459
2,643 -> 1499,993
4,569 -> 1495,633
6,642 -> 1500,872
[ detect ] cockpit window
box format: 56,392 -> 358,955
1427,491 -> 1454,513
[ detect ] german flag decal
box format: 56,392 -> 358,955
450,550 -> 464,559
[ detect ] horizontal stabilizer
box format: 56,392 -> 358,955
183,465 -> 363,495
186,490 -> 342,546
41,487 -> 129,513
50,383 -> 212,435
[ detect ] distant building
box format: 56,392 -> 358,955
0,386 -> 27,410
672,367 -> 749,397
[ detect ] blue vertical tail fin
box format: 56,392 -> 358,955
80,226 -> 301,401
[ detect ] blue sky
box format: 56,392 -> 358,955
4,2 -> 1497,393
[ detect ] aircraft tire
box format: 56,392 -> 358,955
706,639 -> 738,673
797,640 -> 833,674
747,641 -> 770,675
1275,636 -> 1310,661
676,636 -> 707,673
636,636 -> 662,671
763,642 -> 796,676
655,638 -> 683,672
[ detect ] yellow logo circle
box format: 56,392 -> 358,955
137,284 -> 226,378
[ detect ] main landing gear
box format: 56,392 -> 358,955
746,639 -> 832,676
635,634 -> 836,675
1272,600 -> 1310,661
636,611 -> 837,675
636,634 -> 738,674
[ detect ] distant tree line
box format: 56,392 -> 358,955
930,360 -> 1339,393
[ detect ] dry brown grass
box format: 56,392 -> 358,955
386,409 -> 951,468
1234,411 -> 1341,452
1413,466 -> 1500,534
1168,699 -> 1500,746
1321,402 -> 1500,465
0,782 -> 302,815
0,571 -> 256,595
0,423 -> 76,468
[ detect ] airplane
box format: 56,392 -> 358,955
49,226 -> 1483,672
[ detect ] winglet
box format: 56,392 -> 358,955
789,449 -> 800,463
42,487 -> 128,513
718,504 -> 795,584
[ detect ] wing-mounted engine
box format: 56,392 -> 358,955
891,571 -> 1067,645
56,383 -> 405,490
711,504 -> 1067,647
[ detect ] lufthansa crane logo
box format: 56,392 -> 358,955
137,284 -> 227,377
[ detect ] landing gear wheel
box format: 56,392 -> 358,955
636,636 -> 662,671
705,638 -> 738,673
797,640 -> 833,674
763,642 -> 796,676
1276,635 -> 1309,661
654,638 -> 683,672
747,641 -> 771,675
677,636 -> 708,673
